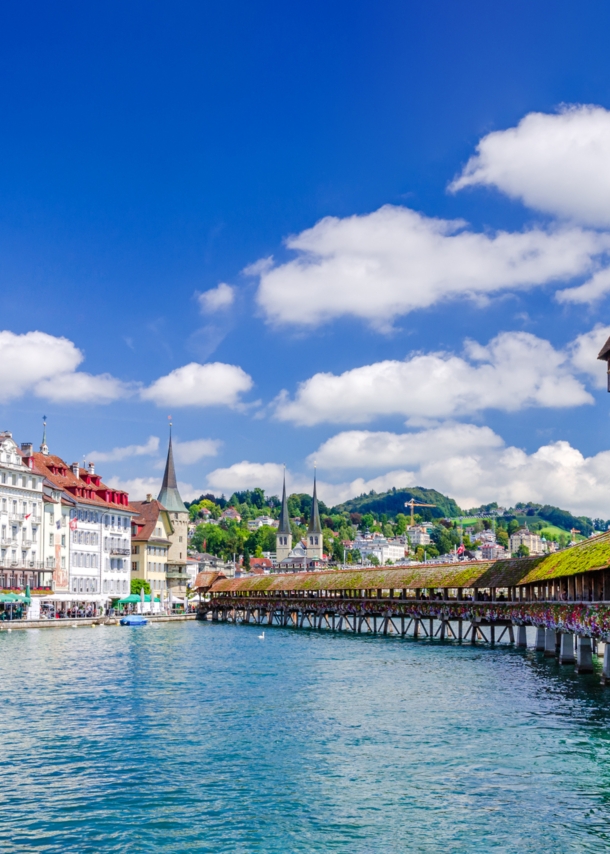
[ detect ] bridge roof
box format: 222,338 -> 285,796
209,532 -> 610,593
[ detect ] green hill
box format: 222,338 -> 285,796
332,486 -> 461,520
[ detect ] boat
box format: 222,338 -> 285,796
120,615 -> 148,627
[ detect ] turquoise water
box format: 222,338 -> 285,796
2,623 -> 610,852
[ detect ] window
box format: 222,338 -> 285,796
48,533 -> 53,546
179,536 -> 183,543
132,561 -> 138,572
61,535 -> 65,547
61,556 -> 65,569
72,579 -> 77,592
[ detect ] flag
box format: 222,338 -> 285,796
56,520 -> 61,529
457,544 -> 465,555
24,513 -> 31,520
69,518 -> 77,531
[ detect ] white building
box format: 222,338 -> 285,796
32,442 -> 134,599
509,527 -> 544,556
407,526 -> 431,547
0,433 -> 50,590
247,515 -> 278,531
353,535 -> 407,565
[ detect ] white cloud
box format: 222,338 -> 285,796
451,105 -> 610,228
307,426 -> 610,517
172,438 -> 222,464
35,372 -> 133,404
198,283 -> 235,313
206,461 -> 286,495
311,424 -> 503,468
141,362 -> 253,408
250,205 -> 609,329
568,324 -> 610,389
556,267 -> 610,305
275,331 -> 594,426
87,436 -> 160,463
106,476 -> 202,503
0,330 -> 132,404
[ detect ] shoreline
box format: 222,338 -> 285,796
0,614 -> 197,631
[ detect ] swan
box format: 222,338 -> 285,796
258,630 -> 265,640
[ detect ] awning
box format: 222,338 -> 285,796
35,593 -> 111,604
115,594 -> 161,604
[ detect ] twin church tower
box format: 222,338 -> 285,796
276,470 -> 324,566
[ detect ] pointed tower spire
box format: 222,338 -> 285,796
308,466 -> 322,534
157,419 -> 187,513
40,415 -> 49,455
275,465 -> 293,564
278,466 -> 290,534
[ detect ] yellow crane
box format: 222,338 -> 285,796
404,499 -> 437,526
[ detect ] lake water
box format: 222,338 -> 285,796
2,621 -> 610,852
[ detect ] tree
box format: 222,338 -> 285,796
516,544 -> 530,557
508,519 -> 521,535
131,578 -> 150,595
496,529 -> 509,548
366,553 -> 380,566
395,513 -> 408,535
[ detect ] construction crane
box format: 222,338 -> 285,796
404,499 -> 437,526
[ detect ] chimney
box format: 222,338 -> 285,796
146,493 -> 153,502
71,462 -> 80,477
21,442 -> 33,456
88,462 -> 95,475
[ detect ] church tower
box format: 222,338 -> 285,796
306,469 -> 323,562
276,469 -> 292,562
158,424 -> 189,599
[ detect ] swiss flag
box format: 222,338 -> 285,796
69,518 -> 78,531
457,544 -> 465,555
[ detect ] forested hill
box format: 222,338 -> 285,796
332,487 -> 461,520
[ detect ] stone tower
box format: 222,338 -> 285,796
276,470 -> 292,562
158,427 -> 189,599
306,470 -> 323,562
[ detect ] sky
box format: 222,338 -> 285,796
4,0 -> 610,516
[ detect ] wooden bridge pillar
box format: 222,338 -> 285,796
544,629 -> 556,657
602,645 -> 610,684
576,637 -> 594,673
516,625 -> 527,647
559,633 -> 575,664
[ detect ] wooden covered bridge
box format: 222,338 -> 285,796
193,531 -> 610,682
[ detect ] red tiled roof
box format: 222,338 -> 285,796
30,452 -> 137,513
131,499 -> 173,541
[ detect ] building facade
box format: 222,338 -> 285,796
131,497 -> 173,602
0,433 -> 50,590
32,443 -> 135,599
509,528 -> 545,556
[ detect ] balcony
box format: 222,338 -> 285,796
8,513 -> 24,523
0,558 -> 44,569
0,538 -> 18,547
110,547 -> 131,556
45,558 -> 56,569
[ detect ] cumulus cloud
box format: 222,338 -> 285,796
450,105 -> 610,228
306,426 -> 610,517
275,331 -> 594,426
251,205 -> 609,329
172,438 -> 222,464
88,436 -> 160,463
0,330 -> 132,404
568,324 -> 610,389
198,283 -> 235,313
311,424 -> 503,468
141,362 -> 253,408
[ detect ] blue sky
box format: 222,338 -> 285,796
4,0 -> 610,515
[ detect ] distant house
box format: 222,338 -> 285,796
221,508 -> 242,523
407,526 -> 431,547
188,551 -> 236,578
509,528 -> 544,556
249,557 -> 273,572
247,515 -> 278,531
480,543 -> 508,560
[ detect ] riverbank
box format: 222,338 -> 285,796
0,614 -> 197,631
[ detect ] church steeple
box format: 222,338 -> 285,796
306,467 -> 323,563
40,415 -> 49,456
157,422 -> 187,514
276,467 -> 292,563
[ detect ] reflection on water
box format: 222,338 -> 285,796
1,622 -> 610,852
